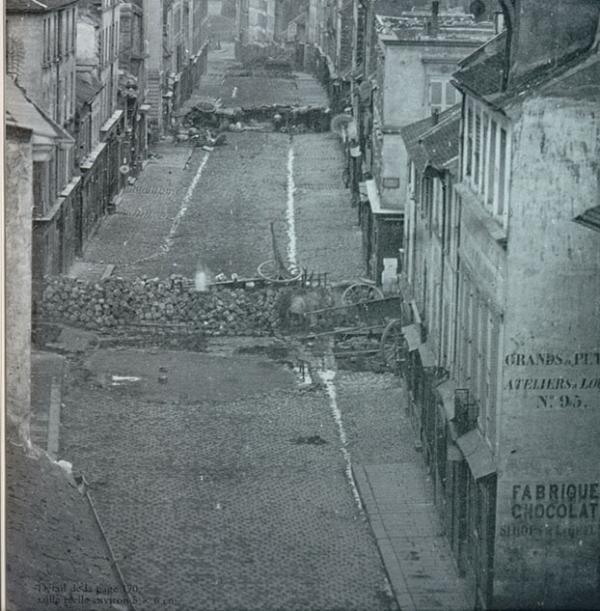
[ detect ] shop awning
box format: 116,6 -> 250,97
401,324 -> 421,351
456,429 -> 496,480
435,378 -> 456,421
418,342 -> 436,368
365,179 -> 403,215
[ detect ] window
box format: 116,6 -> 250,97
498,127 -> 507,217
33,162 -> 49,216
473,111 -> 481,187
429,81 -> 443,112
429,79 -> 458,113
443,182 -> 452,254
43,18 -> 49,63
464,99 -> 473,177
487,315 -> 500,444
486,120 -> 496,209
257,12 -> 267,28
99,29 -> 104,68
463,95 -> 511,225
71,9 -> 76,53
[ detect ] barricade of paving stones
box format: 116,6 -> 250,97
40,275 -> 280,336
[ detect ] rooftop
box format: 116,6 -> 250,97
6,0 -> 78,12
400,104 -> 461,175
6,78 -> 73,143
453,31 -> 600,109
6,441 -> 121,610
376,10 -> 494,43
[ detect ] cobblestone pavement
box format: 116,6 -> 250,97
71,45 -> 355,284
293,134 -> 364,281
187,44 -> 328,109
59,347 -> 397,611
73,131 -> 363,283
333,371 -> 414,465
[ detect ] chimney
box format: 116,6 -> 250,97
432,108 -> 440,125
431,1 -> 440,37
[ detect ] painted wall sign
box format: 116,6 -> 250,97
498,481 -> 600,540
503,352 -> 600,409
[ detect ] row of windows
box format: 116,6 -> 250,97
43,8 -> 76,65
463,96 -> 510,225
100,19 -> 120,69
407,165 -> 502,445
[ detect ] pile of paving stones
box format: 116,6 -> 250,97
39,275 -> 280,336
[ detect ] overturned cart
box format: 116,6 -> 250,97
297,285 -> 414,371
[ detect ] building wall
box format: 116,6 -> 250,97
145,0 -> 164,131
7,8 -> 78,128
5,127 -> 34,442
379,42 -> 472,203
493,95 -> 600,610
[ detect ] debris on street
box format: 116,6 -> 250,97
40,275 -> 280,336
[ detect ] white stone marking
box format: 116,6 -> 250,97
232,86 -> 238,99
319,368 -> 364,511
162,152 -> 210,253
111,375 -> 142,384
286,145 -> 297,266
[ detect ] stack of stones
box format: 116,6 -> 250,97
39,275 -> 280,336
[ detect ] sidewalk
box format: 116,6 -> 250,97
334,371 -> 472,611
31,351 -> 66,457
353,463 -> 471,611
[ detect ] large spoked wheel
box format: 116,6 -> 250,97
380,319 -> 406,372
257,259 -> 302,284
342,282 -> 384,305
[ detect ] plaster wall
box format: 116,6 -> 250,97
5,129 -> 34,442
494,97 -> 600,610
382,43 -> 472,128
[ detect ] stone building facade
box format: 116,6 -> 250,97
118,0 -> 150,176
357,7 -> 493,284
6,0 -> 82,291
5,79 -> 74,442
398,1 -> 600,607
146,0 -> 209,137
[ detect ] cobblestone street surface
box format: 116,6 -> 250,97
72,44 -> 361,284
60,348 -> 396,611
74,131 -> 363,283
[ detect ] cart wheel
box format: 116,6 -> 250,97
257,259 -> 302,284
380,319 -> 405,371
342,282 -> 384,305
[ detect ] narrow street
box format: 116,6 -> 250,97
56,45 -> 398,611
76,132 -> 361,281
